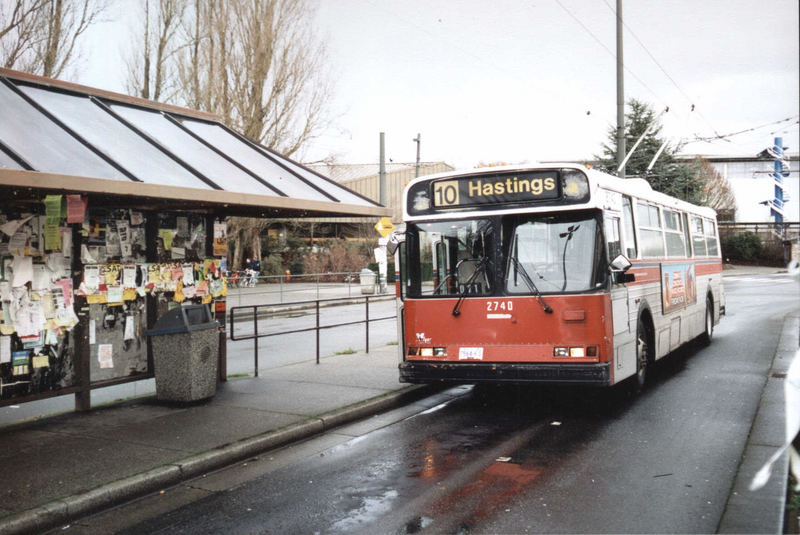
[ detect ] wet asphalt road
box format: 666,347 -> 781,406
72,273 -> 799,534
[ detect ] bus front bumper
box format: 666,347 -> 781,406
399,361 -> 611,386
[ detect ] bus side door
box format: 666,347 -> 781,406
605,214 -> 636,382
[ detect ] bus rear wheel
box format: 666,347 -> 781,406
634,319 -> 652,392
700,297 -> 714,346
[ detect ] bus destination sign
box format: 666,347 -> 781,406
432,171 -> 559,208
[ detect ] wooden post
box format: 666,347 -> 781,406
72,225 -> 91,411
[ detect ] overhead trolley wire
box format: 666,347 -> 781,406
689,116 -> 799,143
598,0 -> 724,140
552,0 -> 667,110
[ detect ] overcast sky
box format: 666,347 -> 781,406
82,0 -> 799,170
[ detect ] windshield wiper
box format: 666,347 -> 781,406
508,254 -> 553,314
452,258 -> 489,316
559,224 -> 580,292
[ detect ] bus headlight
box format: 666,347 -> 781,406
554,346 -> 597,358
415,347 -> 446,357
561,169 -> 590,201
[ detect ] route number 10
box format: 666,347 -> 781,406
433,180 -> 460,207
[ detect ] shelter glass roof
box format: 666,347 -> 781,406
0,71 -> 381,213
0,150 -> 22,169
179,119 -> 333,201
20,85 -> 212,189
0,81 -> 128,180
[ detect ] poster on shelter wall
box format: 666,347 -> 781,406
213,221 -> 227,257
661,263 -> 697,314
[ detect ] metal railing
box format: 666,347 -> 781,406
225,270 -> 389,307
718,221 -> 799,242
229,294 -> 396,376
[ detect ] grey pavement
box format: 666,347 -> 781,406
0,265 -> 796,534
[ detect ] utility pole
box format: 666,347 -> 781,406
379,132 -> 386,206
413,133 -> 421,178
616,0 -> 625,178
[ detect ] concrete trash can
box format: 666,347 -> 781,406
147,304 -> 220,402
359,268 -> 376,294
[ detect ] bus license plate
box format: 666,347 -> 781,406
459,347 -> 484,360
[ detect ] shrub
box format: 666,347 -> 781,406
757,241 -> 786,266
367,261 -> 396,282
301,240 -> 370,280
261,254 -> 284,276
722,231 -> 761,261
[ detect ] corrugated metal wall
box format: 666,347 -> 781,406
310,162 -> 454,224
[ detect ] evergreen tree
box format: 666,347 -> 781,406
596,99 -> 705,204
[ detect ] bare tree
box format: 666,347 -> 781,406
0,0 -> 107,78
174,0 -> 333,158
227,216 -> 269,271
167,0 -> 336,271
696,157 -> 737,219
124,0 -> 186,100
1,0 -> 47,70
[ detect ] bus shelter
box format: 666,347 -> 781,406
0,68 -> 389,410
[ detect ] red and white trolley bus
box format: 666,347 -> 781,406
388,163 -> 725,388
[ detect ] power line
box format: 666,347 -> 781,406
362,0 -> 516,79
688,116 -> 799,143
599,0 -> 724,139
552,0 -> 667,108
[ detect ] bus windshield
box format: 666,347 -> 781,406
406,218 -> 495,297
405,211 -> 604,298
505,213 -> 600,293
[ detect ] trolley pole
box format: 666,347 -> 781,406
616,0 -> 626,178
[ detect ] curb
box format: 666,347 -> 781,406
718,311 -> 800,533
0,384 -> 437,535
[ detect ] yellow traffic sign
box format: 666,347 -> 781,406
374,217 -> 394,237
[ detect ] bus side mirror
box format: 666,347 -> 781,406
609,254 -> 632,272
386,232 -> 406,255
609,254 -> 635,283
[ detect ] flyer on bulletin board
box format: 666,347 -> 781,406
44,224 -> 62,251
98,344 -> 113,369
0,335 -> 11,364
67,195 -> 87,223
213,221 -> 227,256
44,195 -> 64,225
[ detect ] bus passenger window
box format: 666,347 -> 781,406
705,219 -> 719,256
605,216 -> 622,260
622,196 -> 637,258
637,203 -> 665,258
690,216 -> 707,257
664,210 -> 686,257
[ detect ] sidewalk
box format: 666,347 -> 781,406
718,310 -> 799,533
0,345 -> 453,535
722,263 -> 788,277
